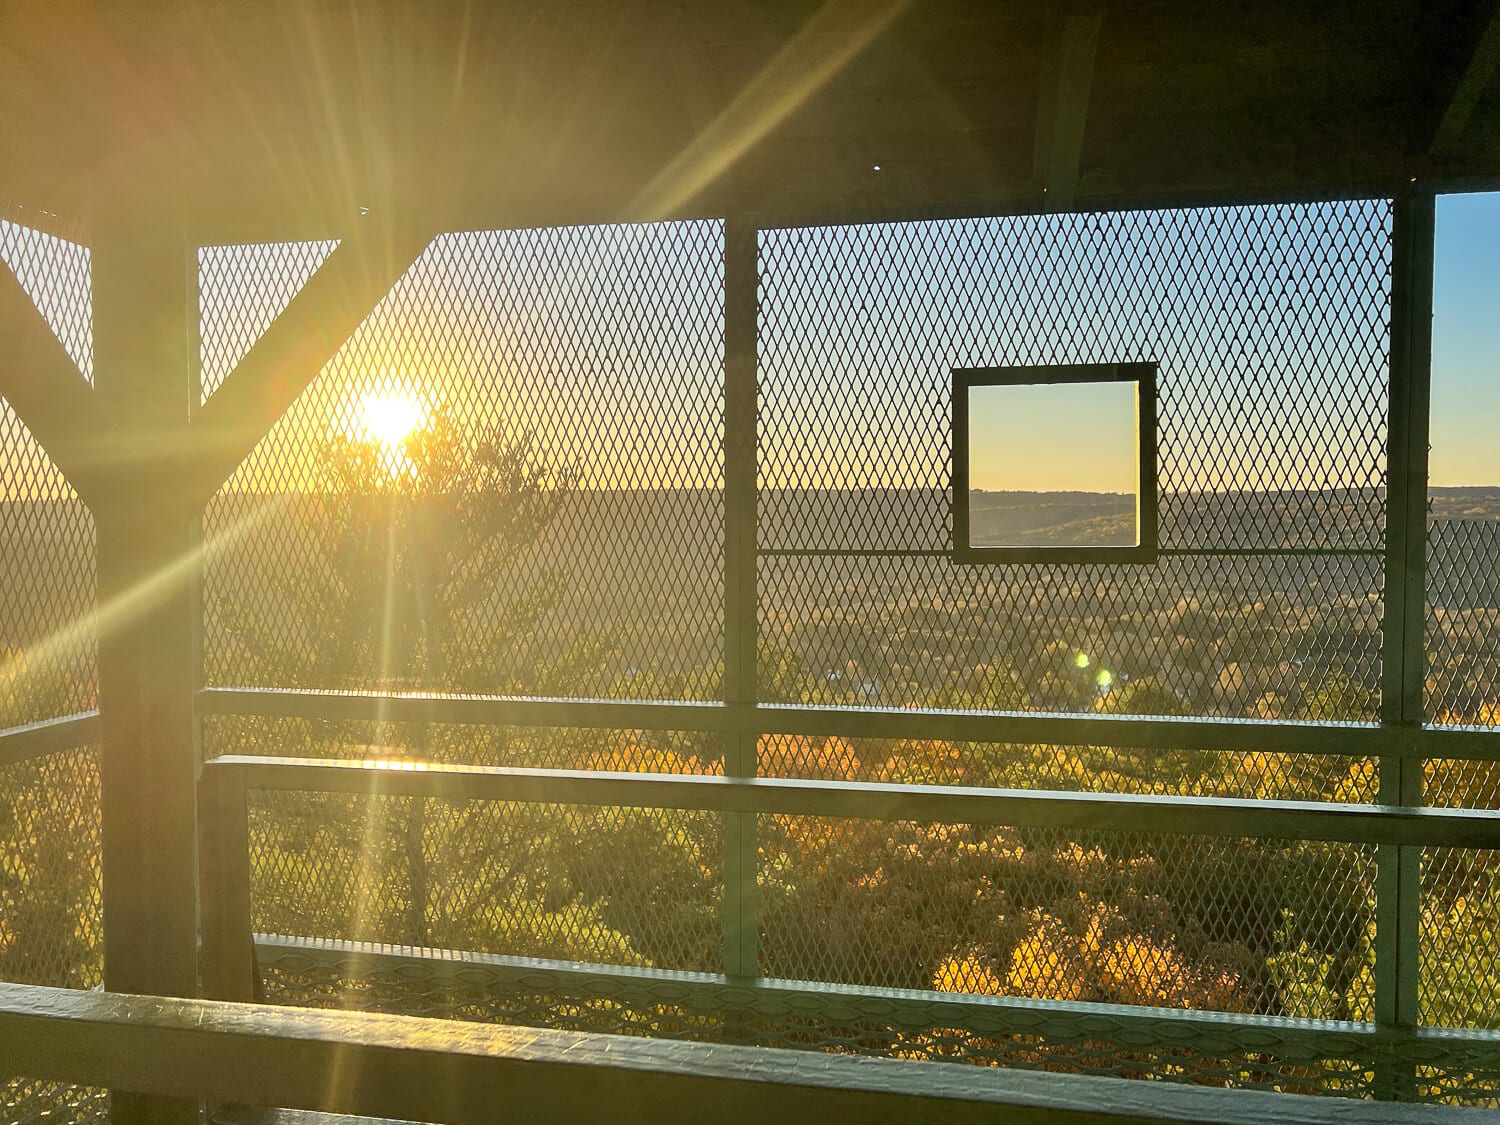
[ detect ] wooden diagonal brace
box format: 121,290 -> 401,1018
190,218 -> 434,503
0,263 -> 116,509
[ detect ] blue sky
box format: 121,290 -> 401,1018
1433,192 -> 1500,487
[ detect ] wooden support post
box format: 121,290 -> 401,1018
722,216 -> 760,1009
1375,185 -> 1435,1101
91,200 -> 202,1124
199,770 -> 255,1004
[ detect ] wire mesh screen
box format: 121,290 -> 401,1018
1421,847 -> 1500,1030
202,221 -> 725,702
758,818 -> 1375,1021
249,789 -> 722,972
757,203 -> 1391,722
0,208 -> 93,385
198,238 -> 340,402
757,733 -> 1374,801
1427,514 -> 1500,726
0,209 -> 105,1124
0,747 -> 106,1125
1,216 -> 96,729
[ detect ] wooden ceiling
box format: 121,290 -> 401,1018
3,0 -> 1500,239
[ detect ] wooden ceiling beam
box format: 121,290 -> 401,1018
1034,1 -> 1106,212
1424,0 -> 1500,157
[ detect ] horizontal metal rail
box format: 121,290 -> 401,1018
200,687 -> 1412,756
0,710 -> 100,769
200,685 -> 1500,763
254,933 -> 1500,1064
202,755 -> 1500,848
0,981 -> 1487,1125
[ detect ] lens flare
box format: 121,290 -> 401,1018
358,391 -> 428,448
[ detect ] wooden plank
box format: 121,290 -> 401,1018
202,754 -> 1500,849
190,219 -> 433,502
0,981 -> 1486,1125
0,711 -> 99,769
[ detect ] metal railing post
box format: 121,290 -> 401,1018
723,216 -> 761,1028
1375,184 -> 1436,1100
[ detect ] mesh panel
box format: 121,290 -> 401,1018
0,216 -> 102,1123
1416,1037 -> 1500,1107
756,204 -> 1390,723
205,714 -> 723,773
0,208 -> 93,383
198,239 -> 340,402
250,791 -> 722,972
1,230 -> 96,729
1427,516 -> 1500,726
256,939 -> 1384,1100
757,733 -> 1374,801
758,203 -> 1391,554
0,747 -> 106,1125
203,221 -> 725,701
0,1079 -> 109,1125
759,819 -> 1375,1021
1420,848 -> 1500,1029
759,553 -> 1383,720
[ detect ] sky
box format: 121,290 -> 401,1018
1432,192 -> 1500,488
968,381 -> 1137,494
3,197 -> 1500,497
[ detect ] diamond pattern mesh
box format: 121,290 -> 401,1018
249,790 -> 722,972
0,403 -> 96,728
759,819 -> 1376,1021
0,208 -> 93,384
759,553 -> 1383,720
1427,517 -> 1500,727
757,733 -> 1374,801
1420,847 -> 1500,1029
198,239 -> 340,402
255,939 -> 1383,1100
758,203 -> 1391,554
203,221 -> 725,700
0,747 -> 106,1125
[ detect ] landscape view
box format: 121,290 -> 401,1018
3,198 -> 1499,1100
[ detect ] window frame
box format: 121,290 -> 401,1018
951,362 -> 1159,565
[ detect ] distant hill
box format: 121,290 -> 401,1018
967,490 -> 1135,547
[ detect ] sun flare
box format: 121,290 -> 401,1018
358,391 -> 429,448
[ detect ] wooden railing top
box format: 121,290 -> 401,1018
2,982 -> 1494,1125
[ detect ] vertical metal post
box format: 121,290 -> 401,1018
723,216 -> 761,1000
1375,184 -> 1435,1099
198,770 -> 255,1003
93,200 -> 202,1123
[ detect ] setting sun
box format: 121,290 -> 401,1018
358,390 -> 428,448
